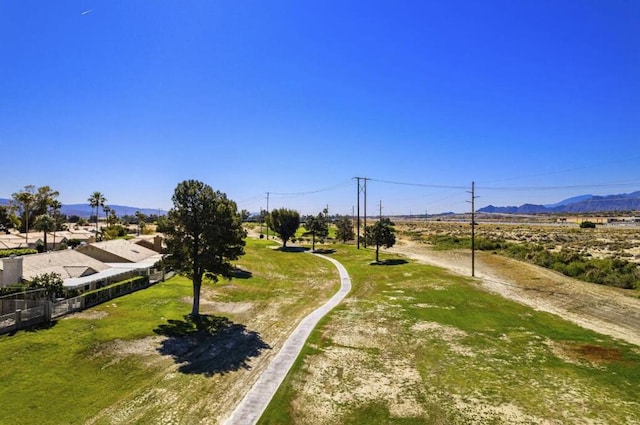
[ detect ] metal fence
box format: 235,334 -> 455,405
1,275 -> 155,335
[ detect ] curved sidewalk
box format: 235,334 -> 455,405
223,253 -> 352,425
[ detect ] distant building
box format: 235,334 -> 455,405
0,238 -> 164,293
0,250 -> 108,289
77,239 -> 160,263
557,216 -> 640,225
0,229 -> 94,250
557,216 -> 610,225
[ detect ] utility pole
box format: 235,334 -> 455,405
354,177 -> 369,249
356,178 -> 360,249
363,178 -> 368,248
265,192 -> 270,240
466,182 -> 478,277
379,200 -> 383,220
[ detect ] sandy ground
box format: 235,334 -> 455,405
389,239 -> 640,347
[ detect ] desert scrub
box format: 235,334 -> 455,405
503,243 -> 639,290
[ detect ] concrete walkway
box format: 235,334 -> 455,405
223,253 -> 352,425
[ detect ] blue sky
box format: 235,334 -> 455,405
1,1 -> 639,215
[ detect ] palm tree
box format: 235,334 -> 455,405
50,199 -> 62,249
34,214 -> 56,252
88,191 -> 106,236
12,185 -> 36,246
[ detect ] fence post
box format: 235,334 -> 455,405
15,309 -> 22,331
45,301 -> 52,322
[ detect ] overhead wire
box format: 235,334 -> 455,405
370,178 -> 640,192
269,178 -> 353,198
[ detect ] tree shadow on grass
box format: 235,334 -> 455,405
153,314 -> 270,376
312,248 -> 336,255
231,267 -> 253,279
275,246 -> 309,253
370,259 -> 409,266
4,320 -> 58,336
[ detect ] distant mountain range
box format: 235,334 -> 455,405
479,191 -> 640,214
0,199 -> 164,218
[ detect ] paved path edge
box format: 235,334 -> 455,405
222,253 -> 352,425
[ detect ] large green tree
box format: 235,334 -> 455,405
363,218 -> 397,263
34,186 -> 60,217
268,208 -> 300,248
165,180 -> 246,317
88,191 -> 106,236
335,216 -> 355,243
304,212 -> 329,251
11,185 -> 60,240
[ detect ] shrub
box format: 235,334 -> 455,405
580,221 -> 596,229
29,272 -> 65,299
428,234 -> 470,250
101,224 -> 129,240
0,249 -> 38,258
475,237 -> 506,251
502,242 -> 638,290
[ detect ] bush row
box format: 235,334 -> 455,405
503,244 -> 638,289
426,235 -> 639,290
0,249 -> 38,258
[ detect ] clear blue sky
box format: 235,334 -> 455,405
1,1 -> 639,215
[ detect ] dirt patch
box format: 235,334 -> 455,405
67,310 -> 109,320
103,336 -> 164,357
574,344 -> 623,362
180,297 -> 254,315
548,340 -> 624,367
293,346 -> 426,424
451,395 -> 553,425
91,336 -> 169,369
411,321 -> 475,357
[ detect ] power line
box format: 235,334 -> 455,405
269,179 -> 352,197
478,181 -> 640,191
371,178 -> 468,189
371,178 -> 640,192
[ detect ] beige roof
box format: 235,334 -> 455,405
20,249 -> 110,280
0,233 -> 28,250
78,239 -> 159,263
54,229 -> 94,240
0,240 -> 24,250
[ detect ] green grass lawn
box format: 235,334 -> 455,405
3,239 -> 638,424
0,238 -> 338,424
261,244 -> 640,424
0,276 -> 192,424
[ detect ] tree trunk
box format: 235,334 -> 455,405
191,273 -> 202,317
375,242 -> 380,263
95,206 -> 101,237
312,233 -> 316,251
